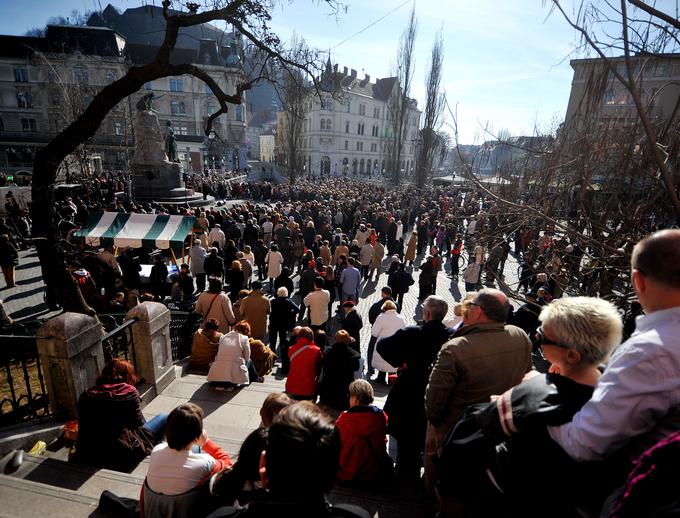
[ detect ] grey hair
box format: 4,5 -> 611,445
424,295 -> 448,321
539,297 -> 622,365
277,287 -> 289,298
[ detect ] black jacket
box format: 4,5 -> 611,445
377,320 -> 453,443
270,297 -> 299,331
341,309 -> 363,352
319,343 -> 361,410
388,269 -> 414,295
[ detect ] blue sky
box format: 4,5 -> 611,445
0,0 -> 580,143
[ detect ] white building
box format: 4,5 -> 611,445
298,62 -> 421,180
259,132 -> 275,163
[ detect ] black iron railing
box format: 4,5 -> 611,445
101,318 -> 138,368
0,335 -> 50,426
169,310 -> 200,362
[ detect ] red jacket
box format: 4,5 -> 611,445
285,338 -> 322,397
335,405 -> 390,482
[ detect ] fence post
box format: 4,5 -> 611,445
126,302 -> 176,396
36,312 -> 104,420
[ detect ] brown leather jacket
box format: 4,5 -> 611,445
425,322 -> 532,436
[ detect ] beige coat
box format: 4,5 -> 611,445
194,292 -> 235,333
320,245 -> 332,266
405,234 -> 418,262
189,329 -> 223,372
372,241 -> 385,269
240,291 -> 271,339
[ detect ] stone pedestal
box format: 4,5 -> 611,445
126,302 -> 176,398
37,313 -> 104,419
131,110 -> 207,206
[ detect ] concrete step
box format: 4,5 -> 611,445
0,474 -> 101,517
0,452 -> 143,500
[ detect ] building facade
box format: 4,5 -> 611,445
564,53 -> 680,128
259,133 -> 275,163
0,9 -> 249,176
294,63 -> 421,180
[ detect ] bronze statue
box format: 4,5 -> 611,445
166,121 -> 178,162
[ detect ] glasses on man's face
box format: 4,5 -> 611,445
535,327 -> 570,350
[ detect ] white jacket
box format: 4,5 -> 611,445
265,251 -> 284,279
207,331 -> 250,384
371,309 -> 406,373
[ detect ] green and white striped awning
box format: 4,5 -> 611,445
74,212 -> 197,250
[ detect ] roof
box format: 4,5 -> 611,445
74,212 -> 197,250
125,42 -> 197,65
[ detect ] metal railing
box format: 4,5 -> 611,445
101,318 -> 138,369
0,335 -> 50,426
169,310 -> 200,362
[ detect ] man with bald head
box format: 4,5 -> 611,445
424,288 -> 532,494
549,229 -> 680,470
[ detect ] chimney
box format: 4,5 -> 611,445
343,66 -> 348,75
350,69 -> 357,78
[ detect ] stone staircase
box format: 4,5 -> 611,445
0,367 -> 432,517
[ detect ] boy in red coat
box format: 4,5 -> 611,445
335,379 -> 392,484
285,326 -> 323,400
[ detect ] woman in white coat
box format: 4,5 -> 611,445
371,300 -> 407,383
264,243 -> 284,292
207,321 -> 257,385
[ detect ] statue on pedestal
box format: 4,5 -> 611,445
165,121 -> 178,162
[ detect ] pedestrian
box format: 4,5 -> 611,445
264,244 -> 284,292
269,287 -> 299,373
370,300 -> 406,383
194,278 -> 235,334
239,281 -> 271,340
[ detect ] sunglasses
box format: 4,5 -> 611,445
535,327 -> 571,350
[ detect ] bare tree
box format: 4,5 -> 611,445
31,0 -> 339,315
386,4 -> 417,185
279,63 -> 310,183
415,29 -> 445,188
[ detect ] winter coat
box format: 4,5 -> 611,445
190,329 -> 223,372
285,338 -> 323,398
319,342 -> 361,410
371,241 -> 385,269
195,292 -> 235,334
269,296 -> 299,331
265,251 -> 284,278
371,310 -> 406,373
207,331 -> 251,385
377,321 -> 453,444
335,406 -> 391,483
249,338 -> 276,376
405,235 -> 417,262
74,382 -> 156,472
240,291 -> 271,339
387,269 -> 414,295
341,309 -> 363,352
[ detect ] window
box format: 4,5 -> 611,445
321,98 -> 333,111
344,140 -> 348,150
171,101 -> 186,116
235,105 -> 243,121
205,83 -> 212,93
359,104 -> 366,116
106,70 -> 116,82
47,70 -> 57,83
603,87 -> 632,106
370,142 -> 377,152
16,90 -> 32,108
0,118 -> 4,132
345,121 -> 349,133
346,101 -> 351,113
169,78 -> 184,92
114,122 -> 123,136
356,141 -> 363,151
206,102 -> 217,116
174,126 -> 189,135
50,93 -> 60,106
145,82 -> 153,91
14,67 -> 28,83
21,118 -> 37,132
373,106 -> 380,118
320,119 -> 326,131
326,118 -> 332,132
74,69 -> 89,83
371,125 -> 379,137
357,123 -> 365,135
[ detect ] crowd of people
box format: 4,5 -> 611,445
4,175 -> 679,517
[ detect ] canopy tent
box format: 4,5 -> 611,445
74,212 -> 197,250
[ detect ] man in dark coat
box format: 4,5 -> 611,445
387,262 -> 414,311
376,295 -> 453,478
340,301 -> 363,353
